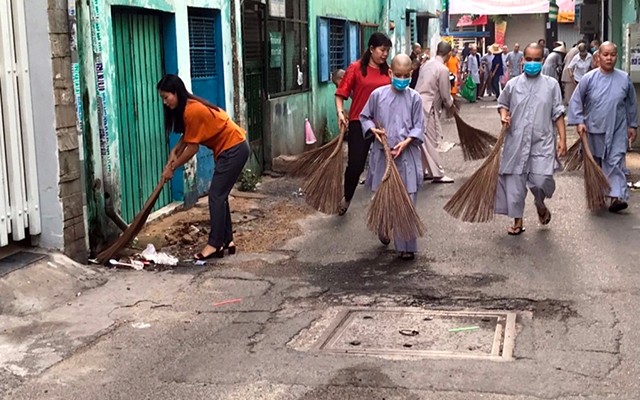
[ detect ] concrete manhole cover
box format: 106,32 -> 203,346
313,308 -> 517,361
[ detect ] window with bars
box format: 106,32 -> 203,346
188,16 -> 217,78
317,17 -> 362,82
265,0 -> 309,96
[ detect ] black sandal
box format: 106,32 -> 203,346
400,252 -> 415,261
608,199 -> 628,213
194,248 -> 224,260
507,226 -> 526,236
537,207 -> 551,225
338,199 -> 350,216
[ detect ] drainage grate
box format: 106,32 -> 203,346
314,308 -> 517,361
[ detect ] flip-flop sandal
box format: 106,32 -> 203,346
608,200 -> 628,213
432,176 -> 454,184
507,226 -> 526,236
378,234 -> 391,246
537,207 -> 551,225
400,252 -> 415,260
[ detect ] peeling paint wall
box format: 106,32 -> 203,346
78,0 -> 235,247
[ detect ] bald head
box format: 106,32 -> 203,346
392,53 -> 412,69
436,41 -> 452,57
599,41 -> 617,53
412,43 -> 422,53
523,43 -> 544,59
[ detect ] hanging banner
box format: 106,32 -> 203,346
456,15 -> 488,27
495,21 -> 507,45
557,0 -> 575,23
449,0 -> 549,15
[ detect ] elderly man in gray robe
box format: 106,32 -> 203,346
360,54 -> 424,260
496,43 -> 567,235
415,41 -> 456,184
568,41 -> 638,213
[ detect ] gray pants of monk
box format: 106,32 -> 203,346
494,173 -> 555,219
208,140 -> 250,248
393,192 -> 418,253
420,107 -> 445,179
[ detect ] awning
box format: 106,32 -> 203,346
449,0 -> 550,15
456,15 -> 489,27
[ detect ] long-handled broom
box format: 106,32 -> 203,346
453,111 -> 498,161
302,125 -> 346,214
95,178 -> 167,264
289,130 -> 344,178
563,137 -> 583,172
579,134 -> 610,211
443,125 -> 508,222
367,132 -> 425,242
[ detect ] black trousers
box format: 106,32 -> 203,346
491,74 -> 501,99
344,121 -> 373,202
208,140 -> 250,248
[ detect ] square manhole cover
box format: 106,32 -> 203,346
314,308 -> 516,361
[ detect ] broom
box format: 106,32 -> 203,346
453,111 -> 498,161
563,137 -> 583,172
580,134 -> 610,211
302,125 -> 346,214
366,131 -> 425,242
95,178 -> 167,264
289,132 -> 344,178
443,125 -> 508,223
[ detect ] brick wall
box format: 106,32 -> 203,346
47,0 -> 87,262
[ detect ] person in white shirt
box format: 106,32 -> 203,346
568,43 -> 593,83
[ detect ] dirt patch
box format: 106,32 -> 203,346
131,177 -> 312,260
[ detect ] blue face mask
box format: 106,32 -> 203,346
392,77 -> 411,91
523,61 -> 542,76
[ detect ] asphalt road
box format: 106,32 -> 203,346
4,100 -> 640,400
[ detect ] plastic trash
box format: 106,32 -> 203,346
140,244 -> 178,266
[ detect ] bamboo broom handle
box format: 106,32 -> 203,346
579,133 -> 596,161
328,124 -> 346,159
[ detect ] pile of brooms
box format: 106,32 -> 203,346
562,134 -> 611,211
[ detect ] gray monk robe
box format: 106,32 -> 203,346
360,85 -> 424,252
495,74 -> 565,218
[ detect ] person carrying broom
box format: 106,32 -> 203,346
157,75 -> 249,260
335,32 -> 393,216
359,53 -> 425,260
567,41 -> 638,213
495,43 -> 567,235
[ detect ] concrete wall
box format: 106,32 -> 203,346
25,0 -> 87,261
265,93 -> 312,165
504,14 -> 546,49
387,0 -> 440,56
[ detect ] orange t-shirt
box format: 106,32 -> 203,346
183,99 -> 246,159
446,56 -> 460,95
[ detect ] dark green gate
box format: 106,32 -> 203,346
242,1 -> 266,172
112,10 -> 170,222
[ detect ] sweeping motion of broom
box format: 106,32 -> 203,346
563,137 -> 583,172
288,130 -> 344,178
578,133 -> 610,211
367,129 -> 425,241
453,111 -> 498,161
302,125 -> 347,214
94,178 -> 167,264
443,124 -> 508,223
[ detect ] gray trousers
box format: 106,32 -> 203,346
394,193 -> 418,252
495,173 -> 555,219
208,140 -> 250,248
420,107 -> 445,178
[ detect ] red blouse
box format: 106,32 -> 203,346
335,60 -> 391,121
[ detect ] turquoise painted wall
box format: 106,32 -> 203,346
387,0 -> 441,56
78,0 -> 234,241
309,0 -> 384,140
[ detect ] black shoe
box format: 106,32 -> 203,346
224,243 -> 237,255
194,247 -> 224,260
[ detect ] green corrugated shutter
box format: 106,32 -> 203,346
112,11 -> 170,222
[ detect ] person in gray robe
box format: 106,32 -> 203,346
480,49 -> 494,97
466,44 -> 481,98
506,43 -> 523,80
360,54 -> 424,260
415,41 -> 456,184
542,43 -> 566,84
568,41 -> 638,213
495,43 -> 567,235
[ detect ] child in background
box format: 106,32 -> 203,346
332,69 -> 348,120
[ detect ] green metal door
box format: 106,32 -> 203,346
112,10 -> 170,222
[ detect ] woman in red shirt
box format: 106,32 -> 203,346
157,74 -> 249,260
335,32 -> 392,215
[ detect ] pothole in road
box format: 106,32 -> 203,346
296,307 -> 518,361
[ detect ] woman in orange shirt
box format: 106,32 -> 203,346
157,74 -> 249,260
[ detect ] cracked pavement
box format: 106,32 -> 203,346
3,100 -> 640,399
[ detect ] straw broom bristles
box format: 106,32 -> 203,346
302,126 -> 346,214
443,125 -> 508,223
289,133 -> 343,178
366,133 -> 425,242
563,137 -> 583,172
580,134 -> 610,211
453,112 -> 498,161
95,179 -> 167,264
